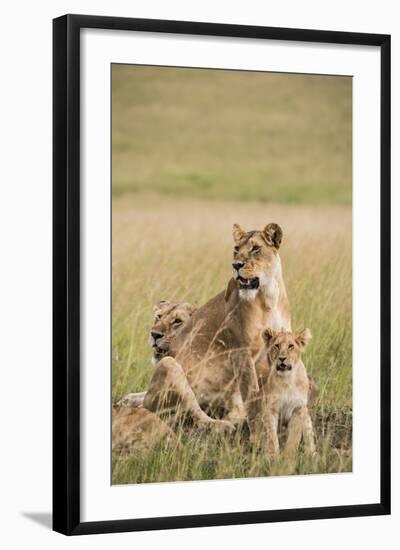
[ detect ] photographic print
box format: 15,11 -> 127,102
111,64 -> 352,484
53,15 -> 390,534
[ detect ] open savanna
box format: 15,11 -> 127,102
111,65 -> 352,483
112,65 -> 351,205
112,194 -> 352,483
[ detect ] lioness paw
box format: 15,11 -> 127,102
212,419 -> 236,435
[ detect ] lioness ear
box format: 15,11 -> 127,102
295,328 -> 312,350
183,303 -> 197,316
263,223 -> 283,249
263,328 -> 277,347
153,300 -> 170,313
233,223 -> 246,243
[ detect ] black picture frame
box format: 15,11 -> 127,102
53,14 -> 391,536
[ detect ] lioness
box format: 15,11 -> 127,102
112,406 -> 179,456
150,300 -> 197,365
117,300 -> 197,407
254,328 -> 316,461
143,223 -> 291,431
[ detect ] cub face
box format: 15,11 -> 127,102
232,223 -> 283,298
262,328 -> 312,375
150,300 -> 196,363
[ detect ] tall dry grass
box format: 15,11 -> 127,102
112,194 -> 352,484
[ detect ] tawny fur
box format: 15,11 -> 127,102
252,328 -> 316,461
255,347 -> 319,404
143,223 -> 291,431
117,301 -> 197,408
112,406 -> 179,456
150,300 -> 197,360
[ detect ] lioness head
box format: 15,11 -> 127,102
262,328 -> 312,375
150,300 -> 196,364
232,223 -> 283,300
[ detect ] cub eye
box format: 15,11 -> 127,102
234,246 -> 239,253
250,245 -> 261,253
288,344 -> 294,350
173,318 -> 183,325
155,315 -> 161,321
274,344 -> 280,351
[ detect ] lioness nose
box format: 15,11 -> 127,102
232,261 -> 244,271
279,356 -> 286,362
151,331 -> 163,341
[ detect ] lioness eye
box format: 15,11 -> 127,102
288,344 -> 294,350
274,344 -> 280,350
173,318 -> 183,325
251,245 -> 261,253
234,246 -> 239,253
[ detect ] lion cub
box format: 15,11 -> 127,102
256,328 -> 315,461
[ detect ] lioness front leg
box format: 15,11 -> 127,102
143,356 -> 234,433
235,351 -> 259,403
246,392 -> 265,446
223,381 -> 247,425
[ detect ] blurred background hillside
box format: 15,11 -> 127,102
112,65 -> 351,204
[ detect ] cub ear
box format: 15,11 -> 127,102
295,328 -> 312,350
263,327 -> 277,347
233,223 -> 246,243
263,223 -> 283,249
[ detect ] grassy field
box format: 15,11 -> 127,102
111,66 -> 352,484
112,195 -> 352,483
112,66 -> 351,204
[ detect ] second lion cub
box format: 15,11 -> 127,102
255,328 -> 316,461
